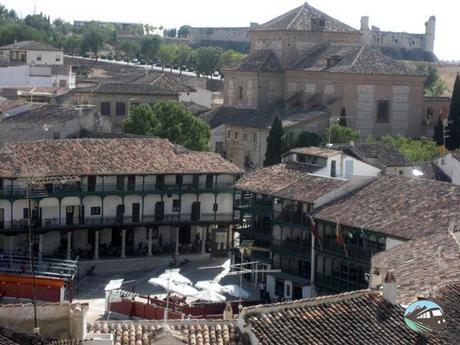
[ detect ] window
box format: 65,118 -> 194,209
173,199 -> 181,212
127,175 -> 135,191
91,207 -> 101,215
116,102 -> 126,116
156,175 -> 165,189
376,100 -> 390,123
253,132 -> 257,142
243,132 -> 247,141
56,56 -> 61,62
23,208 -> 29,219
227,130 -> 231,139
37,54 -> 42,61
59,80 -> 67,87
213,203 -> 218,212
176,175 -> 183,187
116,175 -> 125,191
100,102 -> 111,116
206,174 -> 214,189
238,86 -> 244,101
234,131 -> 238,140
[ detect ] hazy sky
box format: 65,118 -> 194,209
2,0 -> 458,60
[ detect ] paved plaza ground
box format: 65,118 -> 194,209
74,257 -> 260,321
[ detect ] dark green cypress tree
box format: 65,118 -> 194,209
339,107 -> 347,127
264,115 -> 283,166
447,73 -> 460,150
433,116 -> 444,146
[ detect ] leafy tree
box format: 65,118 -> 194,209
381,135 -> 439,161
264,116 -> 283,166
122,102 -> 210,151
178,25 -> 191,38
175,44 -> 192,74
141,36 -> 161,64
52,18 -> 72,36
122,104 -> 160,135
447,74 -> 460,150
193,46 -> 222,77
339,107 -> 347,127
117,39 -> 140,61
329,124 -> 359,144
426,79 -> 449,97
281,131 -> 322,153
433,116 -> 444,146
158,44 -> 178,72
163,28 -> 177,37
0,23 -> 46,45
80,22 -> 105,59
25,13 -> 51,32
218,49 -> 244,77
64,35 -> 82,55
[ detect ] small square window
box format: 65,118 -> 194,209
37,54 -> 42,61
91,207 -> 101,215
227,131 -> 231,139
234,131 -> 238,139
173,199 -> 181,212
56,57 -> 61,62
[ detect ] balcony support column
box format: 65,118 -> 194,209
175,227 -> 179,256
94,230 -> 99,260
38,234 -> 43,262
201,227 -> 206,254
66,231 -> 72,260
121,229 -> 127,258
8,236 -> 13,265
147,227 -> 152,256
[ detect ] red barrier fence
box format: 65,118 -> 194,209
0,274 -> 63,302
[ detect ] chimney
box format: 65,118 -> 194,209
223,302 -> 233,320
350,140 -> 355,146
382,270 -> 398,305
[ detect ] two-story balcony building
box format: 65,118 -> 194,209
232,146 -> 460,301
0,138 -> 242,261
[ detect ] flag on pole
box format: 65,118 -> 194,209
335,218 -> 348,257
309,216 -> 323,251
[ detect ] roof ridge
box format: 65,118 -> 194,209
350,45 -> 365,68
287,3 -> 308,30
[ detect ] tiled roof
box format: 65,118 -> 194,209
313,176 -> 460,240
415,162 -> 452,182
201,106 -> 326,129
371,231 -> 460,305
252,2 -> 358,33
1,105 -> 94,124
0,326 -> 37,345
431,282 -> 460,344
88,320 -> 247,345
333,143 -> 413,169
286,146 -> 341,158
242,290 -> 444,345
0,100 -> 27,113
234,163 -> 347,203
71,82 -> 178,96
230,50 -> 283,73
132,73 -> 194,93
291,43 -> 424,76
0,138 -> 243,178
0,40 -> 61,51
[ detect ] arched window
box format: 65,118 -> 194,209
238,86 -> 244,102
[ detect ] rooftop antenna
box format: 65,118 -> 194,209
33,3 -> 36,15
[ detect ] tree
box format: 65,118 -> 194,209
122,104 -> 160,135
141,36 -> 161,64
25,13 -> 51,32
178,25 -> 191,38
382,135 -> 439,161
218,49 -> 244,77
175,44 -> 192,74
339,107 -> 347,127
329,124 -> 359,144
64,35 -> 82,55
433,116 -> 444,146
117,39 -> 140,62
163,28 -> 177,37
122,102 -> 210,151
426,79 -> 449,97
157,44 -> 178,72
193,46 -> 222,77
80,22 -> 105,59
447,74 -> 460,150
264,116 -> 283,166
281,131 -> 322,153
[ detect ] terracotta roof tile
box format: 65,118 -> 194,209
242,290 -> 447,344
371,232 -> 460,305
0,138 -> 242,178
234,163 -> 347,203
313,176 -> 460,239
286,146 -> 341,158
0,40 -> 61,51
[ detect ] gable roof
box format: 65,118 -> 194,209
372,231 -> 460,305
0,138 -> 242,178
1,105 -> 94,125
333,143 -> 413,169
234,163 -> 347,203
253,2 -> 358,33
71,82 -> 178,96
313,176 -> 460,240
201,106 -> 327,130
0,40 -> 61,52
291,43 -> 424,76
242,290 -> 445,345
285,146 -> 341,158
230,50 -> 283,72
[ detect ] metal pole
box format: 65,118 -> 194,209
164,277 -> 170,321
27,181 -> 39,337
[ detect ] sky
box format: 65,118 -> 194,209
2,0 -> 458,61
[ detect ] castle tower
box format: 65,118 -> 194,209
425,16 -> 436,52
360,16 -> 372,45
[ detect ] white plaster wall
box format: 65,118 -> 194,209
216,193 -> 233,213
342,157 -> 381,178
199,193 -> 215,213
102,196 -> 123,217
210,125 -> 226,153
435,154 -> 460,185
82,196 -> 103,218
385,237 -> 406,250
143,195 -> 162,216
27,50 -> 64,65
124,195 -> 142,216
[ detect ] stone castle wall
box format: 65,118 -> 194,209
188,27 -> 250,44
